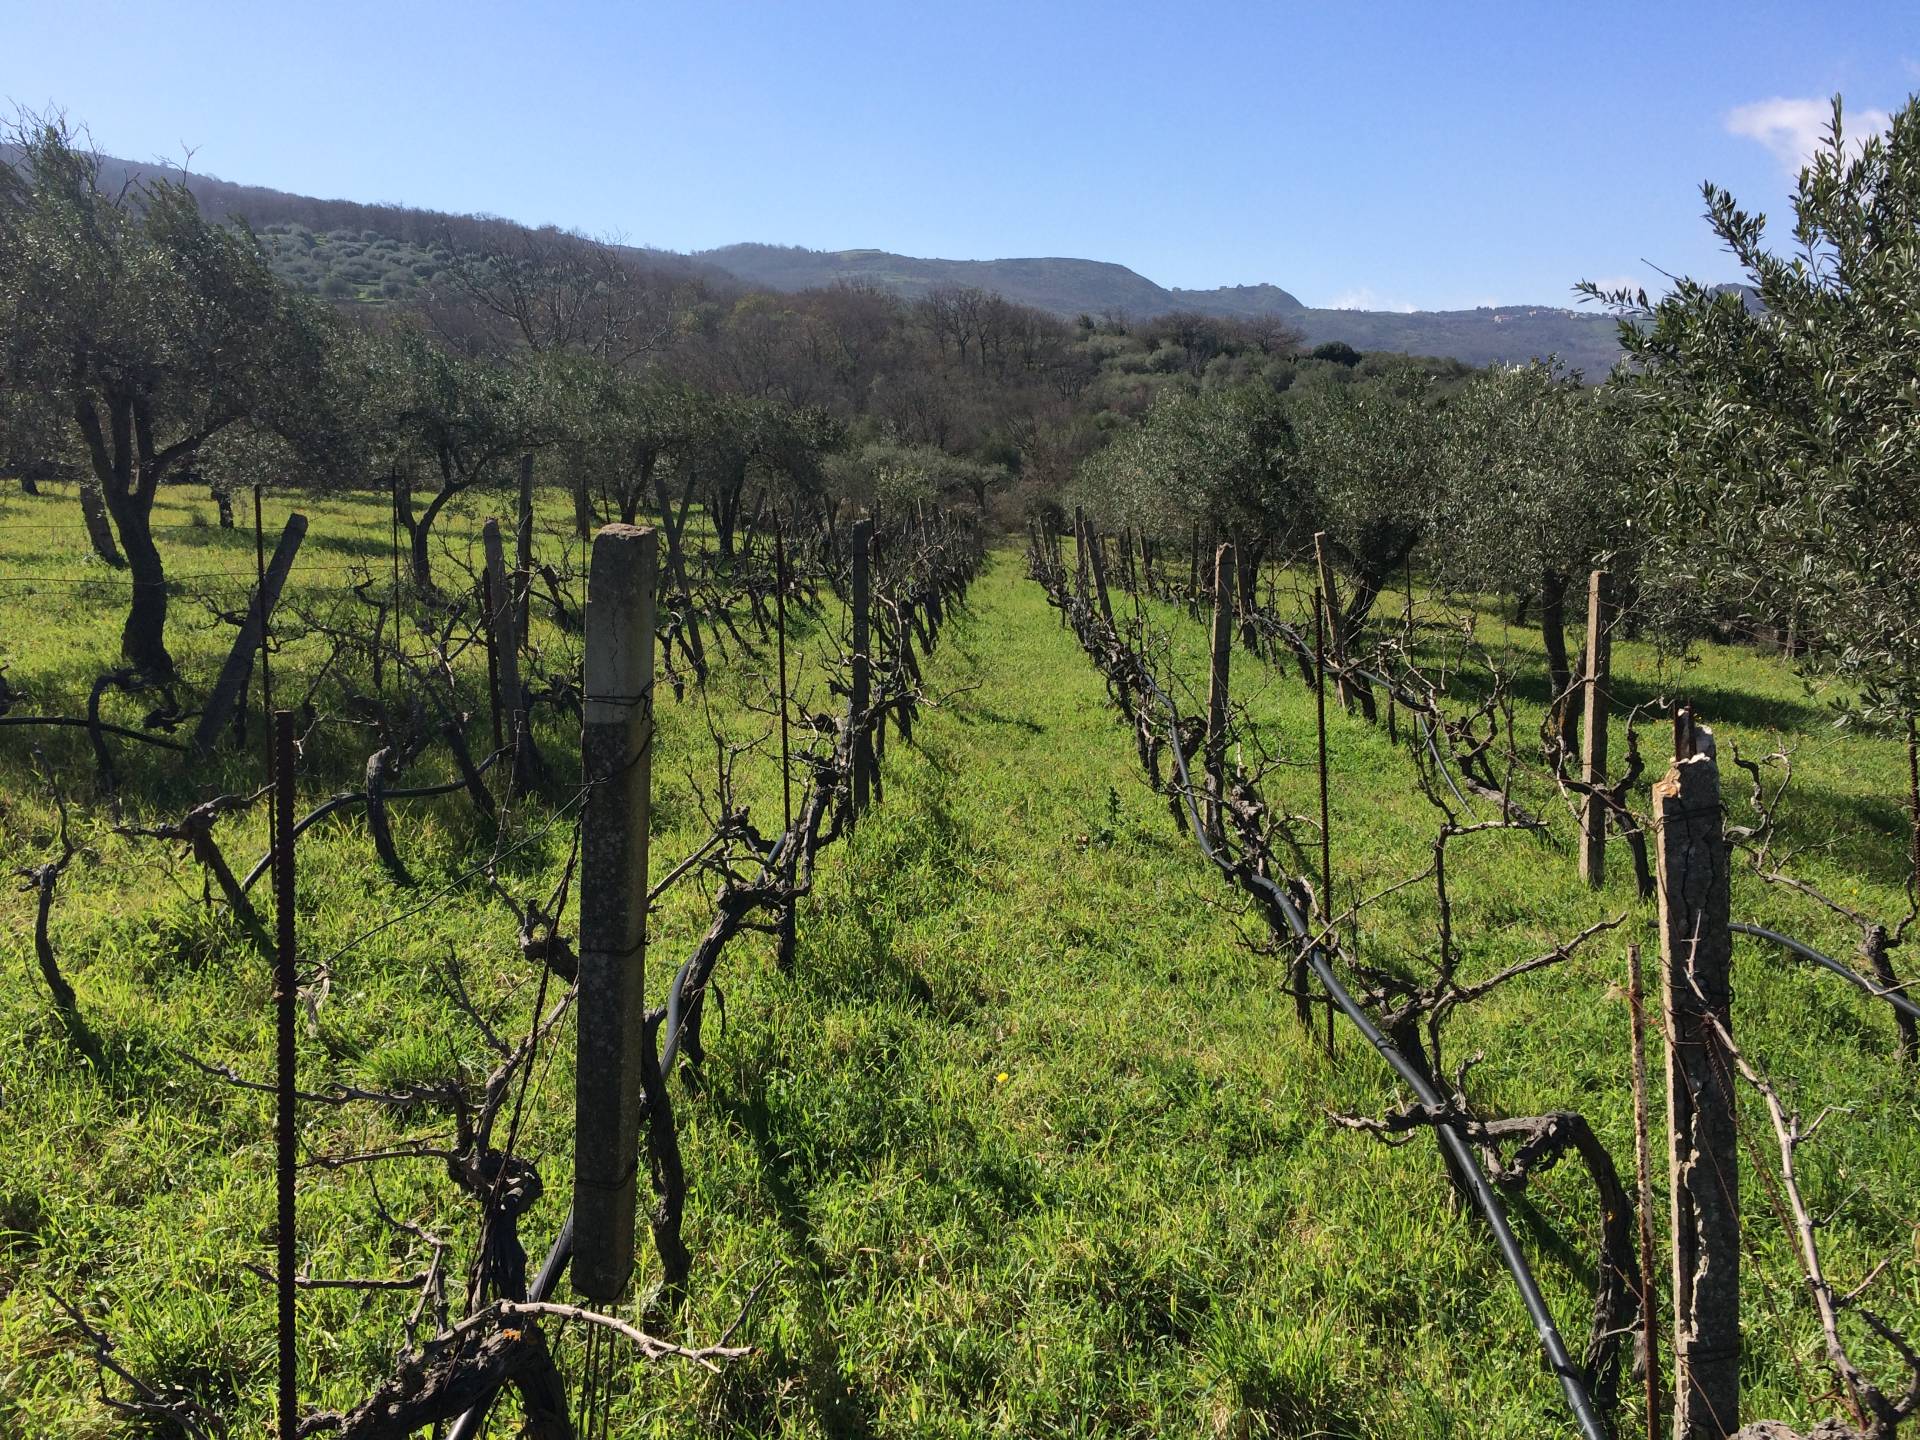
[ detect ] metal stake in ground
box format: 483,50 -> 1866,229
1627,942 -> 1662,1440
774,522 -> 798,969
1653,713 -> 1739,1438
575,524 -> 658,1303
851,517 -> 874,814
1312,586 -> 1333,1041
272,709 -> 298,1439
1579,569 -> 1613,888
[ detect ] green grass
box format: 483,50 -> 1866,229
2,483 -> 1917,1437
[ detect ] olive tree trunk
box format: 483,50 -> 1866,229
1540,567 -> 1579,758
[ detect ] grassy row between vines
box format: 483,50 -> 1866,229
1,483 -> 1915,1436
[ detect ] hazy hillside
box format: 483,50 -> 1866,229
700,243 -> 1626,372
4,147 -> 737,305
13,146 -> 1625,370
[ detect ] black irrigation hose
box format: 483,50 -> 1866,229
1071,589 -> 1609,1440
237,748 -> 504,892
1731,920 -> 1920,1023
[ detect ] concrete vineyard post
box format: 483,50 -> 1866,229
851,518 -> 873,814
195,513 -> 308,756
1579,569 -> 1613,888
574,524 -> 657,1303
1206,543 -> 1235,843
1653,718 -> 1739,1438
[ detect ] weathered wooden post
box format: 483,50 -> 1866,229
195,513 -> 308,756
515,454 -> 535,645
1072,506 -> 1092,605
1579,569 -> 1613,888
1205,543 -> 1235,843
1087,525 -> 1115,629
483,518 -> 534,787
1653,714 -> 1739,1439
1313,531 -> 1354,712
574,524 -> 657,1303
650,472 -> 708,684
851,518 -> 874,814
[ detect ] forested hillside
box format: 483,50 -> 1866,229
1,143 -> 1622,372
705,242 -> 1627,373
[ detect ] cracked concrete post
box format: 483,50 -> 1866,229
574,524 -> 657,1302
1654,718 -> 1739,1438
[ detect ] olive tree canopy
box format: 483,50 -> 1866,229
0,117 -> 340,680
1585,95 -> 1920,724
1433,361 -> 1630,752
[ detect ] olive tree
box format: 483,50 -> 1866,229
1434,361 -> 1629,754
1078,383 -> 1300,570
1287,368 -> 1440,633
0,118 -> 337,678
1584,95 -> 1920,726
549,360 -> 709,527
688,396 -> 842,555
367,327 -> 551,588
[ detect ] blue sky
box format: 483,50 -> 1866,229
5,1 -> 1916,309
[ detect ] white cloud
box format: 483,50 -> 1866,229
1584,274 -> 1652,301
1322,286 -> 1416,313
1725,97 -> 1893,174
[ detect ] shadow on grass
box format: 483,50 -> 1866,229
704,1085 -> 880,1440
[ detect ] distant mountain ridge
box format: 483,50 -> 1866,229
700,243 -> 1628,374
9,144 -> 1627,373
